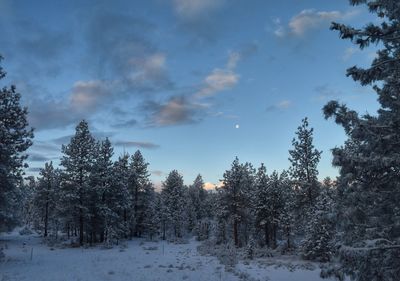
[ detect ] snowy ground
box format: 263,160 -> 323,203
1,231 -> 334,281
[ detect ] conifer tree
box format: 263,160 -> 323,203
301,187 -> 335,262
279,170 -> 296,250
126,150 -> 150,237
60,120 -> 96,245
289,117 -> 322,209
34,162 -> 59,237
89,138 -> 113,243
323,1 -> 400,279
161,170 -> 187,238
109,154 -> 131,241
218,157 -> 254,247
253,163 -> 271,247
0,56 -> 33,231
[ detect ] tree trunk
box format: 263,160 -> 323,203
44,201 -> 49,237
79,208 -> 84,246
233,219 -> 239,247
264,223 -> 270,247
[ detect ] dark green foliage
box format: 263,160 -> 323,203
0,56 -> 33,231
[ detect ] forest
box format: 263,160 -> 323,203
1,1 -> 400,281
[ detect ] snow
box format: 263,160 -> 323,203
1,231 -> 333,281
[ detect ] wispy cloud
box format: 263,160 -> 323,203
142,96 -> 205,127
28,152 -> 53,162
173,0 -> 225,20
266,100 -> 292,112
114,141 -> 160,149
314,84 -> 343,101
151,170 -> 163,177
342,47 -> 359,61
111,119 -> 138,129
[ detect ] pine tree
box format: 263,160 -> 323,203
253,163 -> 271,247
89,138 -> 113,243
301,186 -> 335,262
323,1 -> 400,279
289,117 -> 322,209
188,174 -> 208,232
60,120 -> 96,245
143,190 -> 160,240
34,162 -> 59,237
217,157 -> 254,247
108,154 -> 131,241
279,170 -> 296,251
127,150 -> 153,238
161,170 -> 187,239
265,171 -> 284,248
0,56 -> 34,231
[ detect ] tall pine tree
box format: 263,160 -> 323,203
60,120 -> 96,245
0,56 -> 33,231
323,1 -> 400,279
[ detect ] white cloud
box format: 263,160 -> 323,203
275,9 -> 359,38
195,52 -> 240,98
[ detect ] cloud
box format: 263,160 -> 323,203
266,100 -> 292,112
142,96 -> 205,127
172,0 -> 226,44
342,47 -> 359,61
30,141 -> 60,153
173,0 -> 225,20
314,84 -> 343,101
151,170 -> 164,177
85,10 -> 173,93
274,9 -> 359,38
114,141 -> 160,149
195,52 -> 241,98
70,80 -> 111,113
28,152 -> 52,162
111,119 -> 138,129
196,69 -> 239,98
52,131 -> 115,146
204,182 -> 216,190
27,167 -> 42,173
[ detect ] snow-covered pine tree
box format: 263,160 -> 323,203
253,163 -> 271,247
109,154 -> 131,241
0,56 -> 34,231
265,171 -> 284,249
218,157 -> 254,247
279,170 -> 296,251
301,186 -> 335,262
128,150 -> 153,238
161,170 -> 187,239
323,1 -> 400,279
34,162 -> 59,237
89,138 -> 113,243
187,174 -> 208,232
60,120 -> 96,245
20,176 -> 36,228
289,118 -> 322,209
143,189 -> 160,240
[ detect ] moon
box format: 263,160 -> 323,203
235,124 -> 240,129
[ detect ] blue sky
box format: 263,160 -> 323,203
0,0 -> 380,188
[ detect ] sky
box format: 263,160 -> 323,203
0,0 -> 380,189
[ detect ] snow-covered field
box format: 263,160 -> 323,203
1,232 -> 333,281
